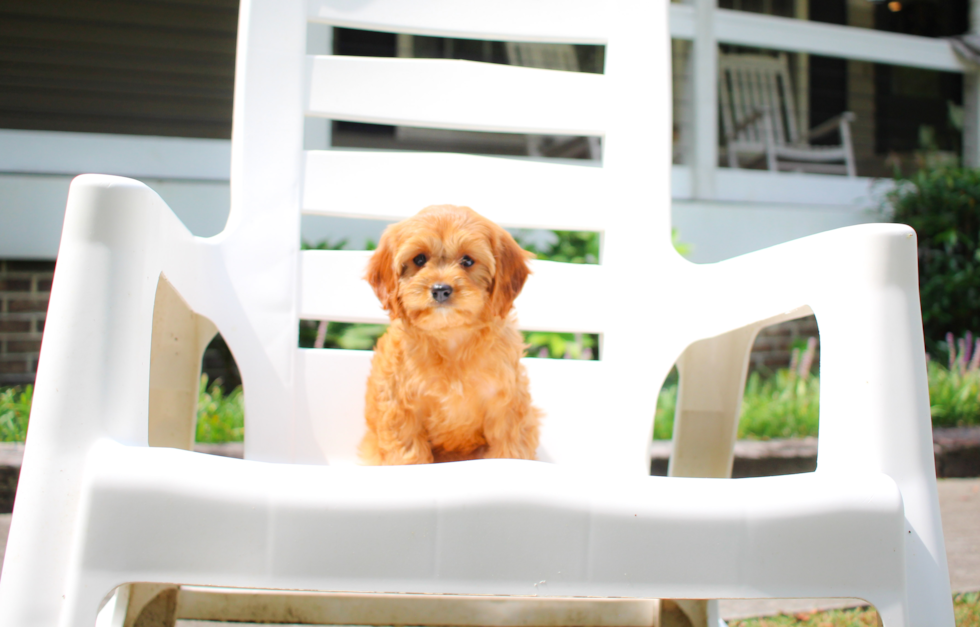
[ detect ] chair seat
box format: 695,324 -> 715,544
73,441 -> 904,603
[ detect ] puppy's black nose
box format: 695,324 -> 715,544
431,284 -> 453,303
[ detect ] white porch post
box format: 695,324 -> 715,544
965,0 -> 980,167
690,0 -> 718,198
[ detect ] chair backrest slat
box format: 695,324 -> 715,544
302,151 -> 608,231
295,348 -> 374,465
307,56 -> 605,136
300,251 -> 608,334
299,251 -> 384,324
307,0 -> 609,44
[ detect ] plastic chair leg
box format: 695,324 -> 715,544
671,322 -> 773,627
125,584 -> 179,627
660,325 -> 760,627
672,599 -> 724,627
668,324 -> 760,479
148,275 -> 217,450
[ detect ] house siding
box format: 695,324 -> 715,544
0,0 -> 238,139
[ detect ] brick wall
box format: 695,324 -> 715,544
0,260 -> 54,386
0,259 -> 242,390
748,315 -> 820,374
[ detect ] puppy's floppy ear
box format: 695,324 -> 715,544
490,226 -> 534,319
365,225 -> 402,319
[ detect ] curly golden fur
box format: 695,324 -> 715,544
359,205 -> 542,465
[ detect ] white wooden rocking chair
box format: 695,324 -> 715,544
718,52 -> 857,177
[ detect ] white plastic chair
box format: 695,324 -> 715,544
718,52 -> 857,177
0,1 -> 953,626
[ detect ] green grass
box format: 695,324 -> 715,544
194,375 -> 244,443
727,603 -> 881,626
0,376 -> 243,444
0,385 -> 31,442
727,591 -> 979,626
927,332 -> 980,429
654,368 -> 820,441
929,359 -> 980,429
957,592 -> 980,627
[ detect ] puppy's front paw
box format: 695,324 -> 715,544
484,405 -> 541,461
484,441 -> 538,461
380,440 -> 435,465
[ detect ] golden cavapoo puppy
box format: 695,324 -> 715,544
359,204 -> 542,465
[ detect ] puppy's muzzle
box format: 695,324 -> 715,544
431,284 -> 453,303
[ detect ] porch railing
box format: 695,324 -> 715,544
669,1 -> 978,202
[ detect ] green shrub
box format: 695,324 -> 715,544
301,237 -> 350,251
512,229 -> 599,265
299,320 -> 388,350
511,227 -> 692,264
0,377 -> 245,444
195,375 -> 244,443
888,167 -> 980,356
653,370 -> 678,440
524,331 -> 597,360
0,385 -> 31,442
736,369 -> 820,439
928,332 -> 980,428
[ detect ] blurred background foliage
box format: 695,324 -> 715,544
0,385 -> 31,442
887,166 -> 980,357
195,375 -> 245,443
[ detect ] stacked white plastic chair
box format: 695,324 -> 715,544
0,1 -> 954,626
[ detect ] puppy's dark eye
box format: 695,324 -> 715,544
460,255 -> 474,268
413,254 -> 427,267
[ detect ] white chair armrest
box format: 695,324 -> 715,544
687,223 -> 950,625
804,111 -> 856,143
688,223 -> 930,479
30,174 -> 210,450
3,174 -> 222,626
